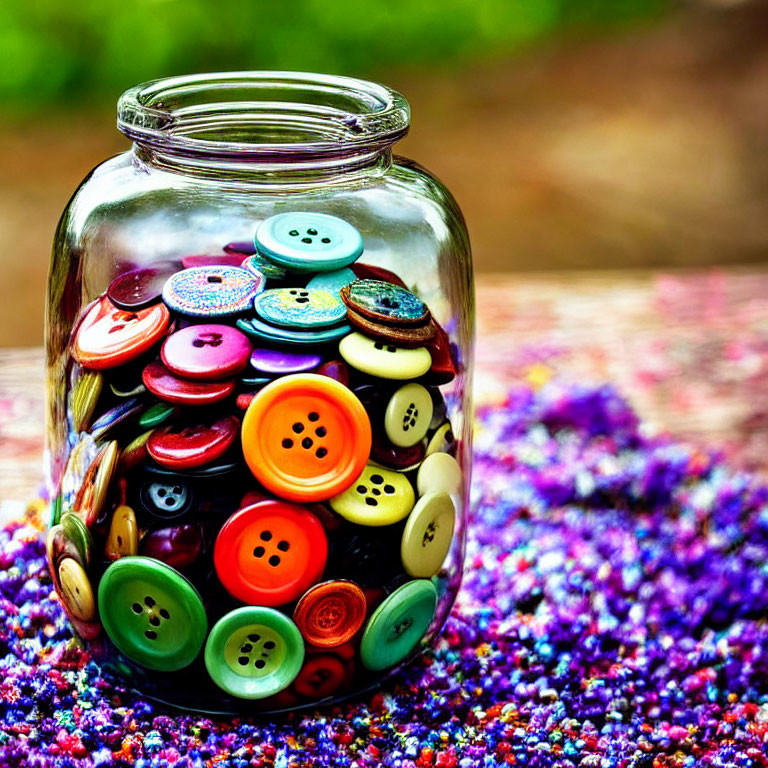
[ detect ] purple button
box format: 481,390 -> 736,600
249,347 -> 322,375
223,241 -> 257,256
161,324 -> 252,381
107,267 -> 177,310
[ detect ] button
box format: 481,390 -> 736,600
47,524 -> 84,572
339,333 -> 432,380
74,440 -> 119,527
138,402 -> 176,430
60,511 -> 94,565
145,459 -> 240,480
214,500 -> 328,606
142,360 -> 236,406
181,253 -> 248,269
293,580 -> 367,648
105,504 -> 139,560
139,477 -> 194,522
345,306 -> 436,348
315,359 -> 350,386
60,433 -> 99,511
400,492 -> 455,578
239,375 -> 272,390
370,433 -> 426,472
426,422 -> 455,456
147,416 -> 239,470
306,267 -> 356,295
329,463 -> 415,526
108,266 -> 177,310
350,262 -> 408,288
58,557 -> 96,622
224,240 -> 257,256
249,347 -> 322,376
240,253 -> 288,280
293,654 -> 349,699
237,316 -> 351,346
139,524 -> 203,569
90,398 -> 144,441
423,321 -> 456,385
341,279 -> 429,326
98,557 -> 208,671
254,212 -> 363,273
416,452 -> 463,496
161,324 -> 252,380
331,528 -> 403,588
204,606 -> 304,699
254,288 -> 346,329
73,296 -> 171,370
360,580 -> 437,671
429,388 -> 447,430
384,383 -> 434,447
162,266 -> 265,317
241,374 -> 371,502
109,378 -> 146,399
119,430 -> 152,473
71,370 -> 103,432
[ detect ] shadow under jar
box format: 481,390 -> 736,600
45,71 -> 474,714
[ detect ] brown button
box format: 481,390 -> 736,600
293,580 -> 367,648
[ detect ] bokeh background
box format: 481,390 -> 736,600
2,0 -> 767,346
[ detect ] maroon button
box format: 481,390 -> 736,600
223,241 -> 256,256
350,263 -> 407,288
180,253 -> 247,269
146,415 -> 240,469
107,266 -> 177,310
142,360 -> 236,405
139,524 -> 204,569
161,324 -> 252,381
424,321 -> 456,385
315,359 -> 350,386
370,432 -> 426,470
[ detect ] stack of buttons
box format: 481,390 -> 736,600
48,210 -> 463,709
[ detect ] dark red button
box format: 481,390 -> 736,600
161,324 -> 252,381
146,415 -> 240,469
293,654 -> 350,699
423,321 -> 456,385
351,263 -> 407,288
107,266 -> 177,310
139,524 -> 204,569
315,359 -> 350,386
180,253 -> 248,268
370,432 -> 426,470
142,360 -> 236,405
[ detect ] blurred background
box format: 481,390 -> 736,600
2,0 -> 767,346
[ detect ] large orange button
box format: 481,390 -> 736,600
214,500 -> 328,607
241,374 -> 371,502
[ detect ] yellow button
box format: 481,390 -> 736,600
384,383 -> 434,448
426,422 -> 455,456
339,333 -> 431,380
400,492 -> 455,578
416,452 -> 463,497
106,505 -> 139,560
58,557 -> 96,622
329,463 -> 415,526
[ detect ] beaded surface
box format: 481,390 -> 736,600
3,381 -> 768,765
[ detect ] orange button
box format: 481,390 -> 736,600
293,580 -> 367,648
241,374 -> 371,502
214,500 -> 328,607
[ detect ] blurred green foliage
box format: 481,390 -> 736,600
0,0 -> 666,112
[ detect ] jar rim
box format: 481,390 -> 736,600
117,71 -> 410,159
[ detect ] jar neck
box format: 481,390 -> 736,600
118,72 -> 409,187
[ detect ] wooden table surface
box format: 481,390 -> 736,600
4,269 -> 768,515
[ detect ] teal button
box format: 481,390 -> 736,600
254,288 -> 346,329
255,213 -> 363,273
307,267 -> 356,295
240,253 -> 287,281
237,317 -> 351,346
360,580 -> 437,671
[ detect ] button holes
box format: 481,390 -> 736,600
370,474 -> 384,484
296,297 -> 310,303
299,290 -> 309,297
149,616 -> 161,627
145,630 -> 158,640
307,228 -> 318,236
277,540 -> 289,552
131,603 -> 142,614
165,498 -> 175,507
384,484 -> 396,494
282,438 -> 293,449
356,485 -> 367,494
260,530 -> 272,541
144,596 -> 155,607
240,643 -> 253,653
316,447 -> 328,458
173,486 -> 182,494
374,342 -> 384,350
315,426 -> 326,436
253,546 -> 265,558
289,230 -> 299,236
403,424 -> 410,432
365,498 -> 378,507
159,608 -> 170,620
206,275 -> 223,284
157,488 -> 167,498
248,633 -> 261,642
302,237 -> 313,244
116,536 -> 123,546
292,422 -> 304,434
387,346 -> 397,353
107,323 -> 126,334
268,555 -> 281,567
261,652 -> 270,658
238,656 -> 249,666
302,437 -> 313,449
321,238 -> 331,244
263,641 -> 275,649
254,659 -> 266,669
371,488 -> 381,496
289,289 -> 298,295
308,412 -> 320,422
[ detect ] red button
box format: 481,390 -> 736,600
370,432 -> 426,470
107,266 -> 177,310
214,500 -> 328,607
142,360 -> 235,405
424,320 -> 456,385
73,296 -> 171,370
293,580 -> 367,648
146,415 -> 240,469
161,324 -> 252,380
315,359 -> 350,386
293,654 -> 350,699
181,253 -> 248,268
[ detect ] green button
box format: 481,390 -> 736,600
339,332 -> 432,380
205,606 -> 305,700
400,492 -> 455,578
60,511 -> 93,566
329,463 -> 415,526
360,580 -> 437,671
98,556 -> 207,671
384,383 -> 434,448
139,402 -> 175,429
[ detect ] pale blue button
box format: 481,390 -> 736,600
307,267 -> 356,295
237,317 -> 352,346
254,288 -> 346,329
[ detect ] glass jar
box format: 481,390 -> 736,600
45,72 -> 474,713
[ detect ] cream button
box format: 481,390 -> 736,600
58,557 -> 96,622
416,452 -> 463,497
384,383 -> 434,448
339,332 -> 431,380
106,505 -> 139,560
426,422 -> 455,456
329,463 -> 415,526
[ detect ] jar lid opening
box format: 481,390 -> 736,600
118,72 -> 410,159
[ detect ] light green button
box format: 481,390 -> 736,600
400,492 -> 455,578
384,383 -> 434,448
205,606 -> 305,699
329,463 -> 415,526
416,452 -> 463,497
360,580 -> 437,671
339,333 -> 432,380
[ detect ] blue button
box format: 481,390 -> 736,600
237,317 -> 352,347
306,267 -> 356,295
254,288 -> 346,329
255,213 -> 363,273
